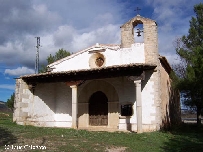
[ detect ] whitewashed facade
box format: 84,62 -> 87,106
13,15 -> 181,133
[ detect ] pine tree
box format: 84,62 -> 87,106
176,3 -> 203,125
40,48 -> 71,73
6,93 -> 14,112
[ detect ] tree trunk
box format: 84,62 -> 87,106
196,106 -> 202,126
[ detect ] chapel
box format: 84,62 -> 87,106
13,15 -> 181,133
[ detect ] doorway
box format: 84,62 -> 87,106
89,91 -> 108,126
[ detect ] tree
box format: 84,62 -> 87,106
174,3 -> 203,125
40,48 -> 71,73
6,93 -> 14,112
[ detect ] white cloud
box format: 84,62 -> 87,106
145,0 -> 203,65
0,1 -> 61,45
42,23 -> 120,56
0,0 -> 202,71
0,39 -> 36,68
53,25 -> 76,47
4,67 -> 34,76
72,24 -> 120,51
0,1 -> 124,69
0,84 -> 15,90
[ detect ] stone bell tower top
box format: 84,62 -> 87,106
120,15 -> 158,64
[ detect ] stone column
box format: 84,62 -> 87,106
70,85 -> 78,129
134,80 -> 142,133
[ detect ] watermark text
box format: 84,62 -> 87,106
5,145 -> 46,150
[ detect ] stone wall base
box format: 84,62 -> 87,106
119,122 -> 157,132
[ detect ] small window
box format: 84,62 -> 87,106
95,57 -> 104,67
89,53 -> 105,68
121,104 -> 133,116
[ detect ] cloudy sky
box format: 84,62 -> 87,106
0,0 -> 202,102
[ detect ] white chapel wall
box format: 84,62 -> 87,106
14,74 -> 157,131
52,43 -> 145,72
76,76 -> 157,131
55,82 -> 72,127
16,82 -> 73,128
31,83 -> 56,127
14,82 -> 57,127
141,71 -> 157,131
105,75 -> 157,131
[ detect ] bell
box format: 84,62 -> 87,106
137,32 -> 141,37
136,28 -> 143,37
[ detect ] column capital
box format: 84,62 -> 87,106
127,72 -> 145,82
134,79 -> 141,84
67,80 -> 84,87
70,85 -> 77,89
134,80 -> 141,83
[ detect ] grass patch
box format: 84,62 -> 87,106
0,114 -> 203,152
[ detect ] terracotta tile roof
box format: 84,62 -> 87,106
159,55 -> 172,74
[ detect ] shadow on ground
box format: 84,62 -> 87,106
161,123 -> 203,152
0,127 -> 17,147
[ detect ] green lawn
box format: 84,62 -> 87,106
0,113 -> 203,152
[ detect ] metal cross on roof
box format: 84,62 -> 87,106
135,7 -> 141,15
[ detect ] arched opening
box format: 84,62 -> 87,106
133,20 -> 144,43
89,91 -> 108,126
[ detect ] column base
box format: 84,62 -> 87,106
118,116 -> 132,131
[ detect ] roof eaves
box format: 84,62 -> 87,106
159,55 -> 172,74
21,63 -> 156,79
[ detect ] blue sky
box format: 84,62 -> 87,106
0,0 -> 202,102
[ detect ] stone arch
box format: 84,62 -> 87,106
78,80 -> 119,128
121,16 -> 157,45
120,15 -> 158,64
132,20 -> 144,43
78,80 -> 119,103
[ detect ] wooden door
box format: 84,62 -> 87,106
89,91 -> 108,126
